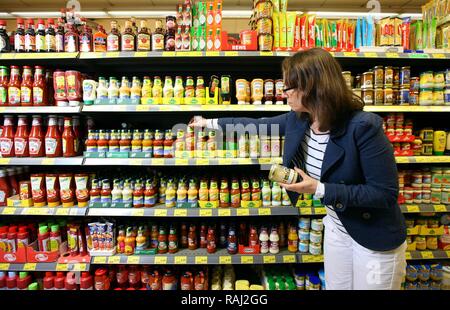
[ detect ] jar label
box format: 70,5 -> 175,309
107,35 -> 119,51
32,87 -> 44,104
21,87 -> 32,103
8,87 -> 20,104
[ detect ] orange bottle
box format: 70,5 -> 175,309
8,66 -> 21,106
14,115 -> 29,157
219,178 -> 230,208
251,179 -> 261,201
142,129 -> 153,154
249,225 -> 259,247
45,115 -> 62,157
153,130 -> 164,158
133,179 -> 144,208
144,179 -> 157,208
96,130 -> 109,153
62,117 -> 76,157
20,66 -> 33,106
131,130 -> 142,153
108,130 -> 119,152
85,130 -> 98,153
93,25 -> 107,52
119,129 -> 131,153
230,178 -> 240,208
168,226 -> 178,254
287,225 -> 298,253
157,226 -> 168,254
241,178 -> 250,202
188,224 -> 197,250
124,227 -> 135,255
206,227 -> 216,254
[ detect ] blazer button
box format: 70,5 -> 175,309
336,203 -> 344,209
362,212 -> 371,220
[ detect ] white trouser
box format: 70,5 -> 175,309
323,215 -> 407,290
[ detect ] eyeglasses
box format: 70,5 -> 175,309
282,87 -> 296,94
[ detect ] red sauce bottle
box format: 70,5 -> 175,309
8,66 -> 21,106
29,115 -> 45,157
14,18 -> 25,53
20,66 -> 33,106
14,115 -> 29,157
207,227 -> 216,254
62,117 -> 76,157
188,224 -> 197,250
200,224 -> 207,248
64,24 -> 78,53
32,66 -> 47,106
45,115 -> 62,157
0,115 -> 15,157
0,169 -> 12,206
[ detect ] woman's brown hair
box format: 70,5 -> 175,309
282,48 -> 364,132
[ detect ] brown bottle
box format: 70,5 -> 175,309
121,21 -> 135,51
188,224 -> 197,250
137,20 -> 151,51
152,20 -> 165,52
107,21 -> 121,51
180,223 -> 188,249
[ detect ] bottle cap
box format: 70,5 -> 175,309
19,272 -> 28,279
47,18 -> 55,24
28,282 -> 39,290
51,225 -> 59,233
39,226 -> 48,234
8,272 -> 16,278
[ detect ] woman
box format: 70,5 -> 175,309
190,48 -> 407,290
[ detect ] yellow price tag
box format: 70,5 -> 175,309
300,208 -> 312,215
155,209 -> 168,217
2,208 -> 16,215
0,107 -> 5,113
218,209 -> 231,217
263,256 -> 276,264
136,105 -> 150,111
237,209 -> 250,216
162,51 -> 176,57
41,158 -> 55,165
421,251 -> 434,259
283,255 -> 296,263
276,51 -> 291,57
134,52 -> 148,57
260,51 -> 274,56
302,255 -> 315,263
219,256 -> 232,264
174,256 -> 187,264
152,158 -> 165,165
200,209 -> 213,217
406,205 -> 420,213
343,52 -> 357,57
108,256 -> 121,264
219,159 -> 233,165
131,209 -> 145,217
24,263 -> 37,271
127,256 -> 140,264
0,158 -> 10,165
93,256 -> 107,264
106,52 -> 120,58
240,256 -> 254,264
55,208 -> 70,216
405,252 -> 412,260
258,208 -> 271,216
73,263 -> 87,271
386,53 -> 399,58
174,209 -> 188,217
0,263 -> 10,270
129,159 -> 143,166
175,159 -> 189,165
154,256 -> 168,264
196,159 -> 210,165
225,51 -> 239,57
315,208 -> 327,215
195,256 -> 208,264
446,250 -> 450,258
206,51 -> 220,57
396,157 -> 409,164
185,51 -> 202,57
56,264 -> 68,271
434,205 -> 447,212
432,53 -> 445,59
364,52 -> 378,58
0,53 -> 14,59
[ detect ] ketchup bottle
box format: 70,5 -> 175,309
20,66 -> 33,106
8,66 -> 21,106
80,272 -> 93,290
45,115 -> 62,157
54,272 -> 65,290
43,272 -> 54,290
14,115 -> 29,157
7,168 -> 19,196
0,169 -> 12,206
65,272 -> 78,290
0,115 -> 15,157
33,66 -> 47,106
62,117 -> 76,157
16,272 -> 32,290
29,115 -> 45,157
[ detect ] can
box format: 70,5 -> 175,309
419,89 -> 434,106
19,180 -> 32,200
309,230 -> 323,244
299,229 -> 310,241
422,143 -> 433,156
445,69 -> 450,85
299,240 -> 309,253
399,87 -> 410,105
413,189 -> 422,203
393,67 -> 400,86
410,77 -> 420,92
342,71 -> 352,88
354,75 -> 361,88
374,66 -> 384,87
374,87 -> 384,105
384,88 -> 394,105
409,91 -> 419,105
400,66 -> 411,86
256,17 -> 273,34
309,242 -> 322,255
362,89 -> 373,105
445,88 -> 450,105
311,219 -> 323,232
298,217 -> 311,230
384,66 -> 394,87
434,71 -> 445,89
420,71 -> 434,89
361,72 -> 373,89
393,87 -> 400,104
433,89 -> 444,105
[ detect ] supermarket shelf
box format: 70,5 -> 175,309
87,206 -> 298,217
0,207 -> 87,216
405,250 -> 450,260
400,204 -> 450,213
297,207 -> 327,216
0,52 -> 78,60
0,262 -> 89,272
364,106 -> 450,113
395,156 -> 450,164
0,106 -> 81,114
83,157 -> 282,166
0,157 -> 84,166
91,249 -> 298,265
82,104 -> 291,113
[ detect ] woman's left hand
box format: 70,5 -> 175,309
279,167 -> 319,195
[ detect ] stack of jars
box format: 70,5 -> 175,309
419,70 -> 450,106
405,216 -> 443,251
297,217 -> 324,256
0,166 -> 30,206
235,78 -> 285,105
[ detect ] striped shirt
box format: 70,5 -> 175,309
292,128 -> 349,235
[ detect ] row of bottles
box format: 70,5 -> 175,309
0,115 -> 81,157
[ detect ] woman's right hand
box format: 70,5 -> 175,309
188,116 -> 208,128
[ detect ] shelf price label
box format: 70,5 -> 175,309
127,256 -> 140,264
23,263 -> 37,271
260,51 -> 274,56
174,256 -> 187,264
41,158 -> 55,165
175,159 -> 189,165
446,251 -> 450,258
196,159 -> 210,165
154,209 -> 168,217
93,257 -> 107,264
73,264 -> 87,271
343,52 -> 357,57
364,52 -> 378,58
218,209 -> 231,217
206,51 -> 220,57
405,252 -> 412,260
152,158 -> 165,165
263,256 -> 276,264
258,209 -> 271,216
134,52 -> 148,57
129,159 -> 143,166
432,53 -> 445,59
300,208 -> 312,215
174,209 -> 188,217
276,51 -> 291,57
224,51 -> 239,57
315,208 -> 327,215
0,158 -> 10,165
302,255 -> 323,263
162,51 -> 176,57
283,255 -> 296,263
200,209 -> 213,217
421,251 -> 434,259
105,52 -> 120,58
55,208 -> 70,216
219,159 -> 233,165
0,263 -> 10,270
185,51 -> 202,57
154,256 -> 167,264
56,264 -> 68,271
136,105 -> 150,111
406,205 -> 420,213
195,256 -> 208,264
131,209 -> 145,217
386,53 -> 399,58
434,205 -> 447,212
108,256 -> 121,264
240,256 -> 254,264
2,208 -> 16,215
219,256 -> 232,264
236,209 -> 250,216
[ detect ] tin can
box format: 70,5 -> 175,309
256,17 -> 273,34
374,66 -> 384,87
299,240 -> 309,253
352,88 -> 361,99
299,229 -> 310,241
258,33 -> 273,51
298,217 -> 311,230
362,72 -> 373,89
420,71 -> 434,89
442,188 -> 450,204
374,87 -> 384,105
419,89 -> 434,105
311,219 -> 323,232
342,71 -> 352,88
393,87 -> 400,104
393,67 -> 400,86
309,242 -> 322,255
433,89 -> 444,105
384,88 -> 394,105
384,66 -> 394,87
400,66 -> 411,86
409,91 -> 419,105
309,230 -> 323,244
19,180 -> 32,200
399,87 -> 410,105
445,88 -> 450,105
434,71 -> 445,89
362,89 -> 373,105
410,77 -> 420,91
